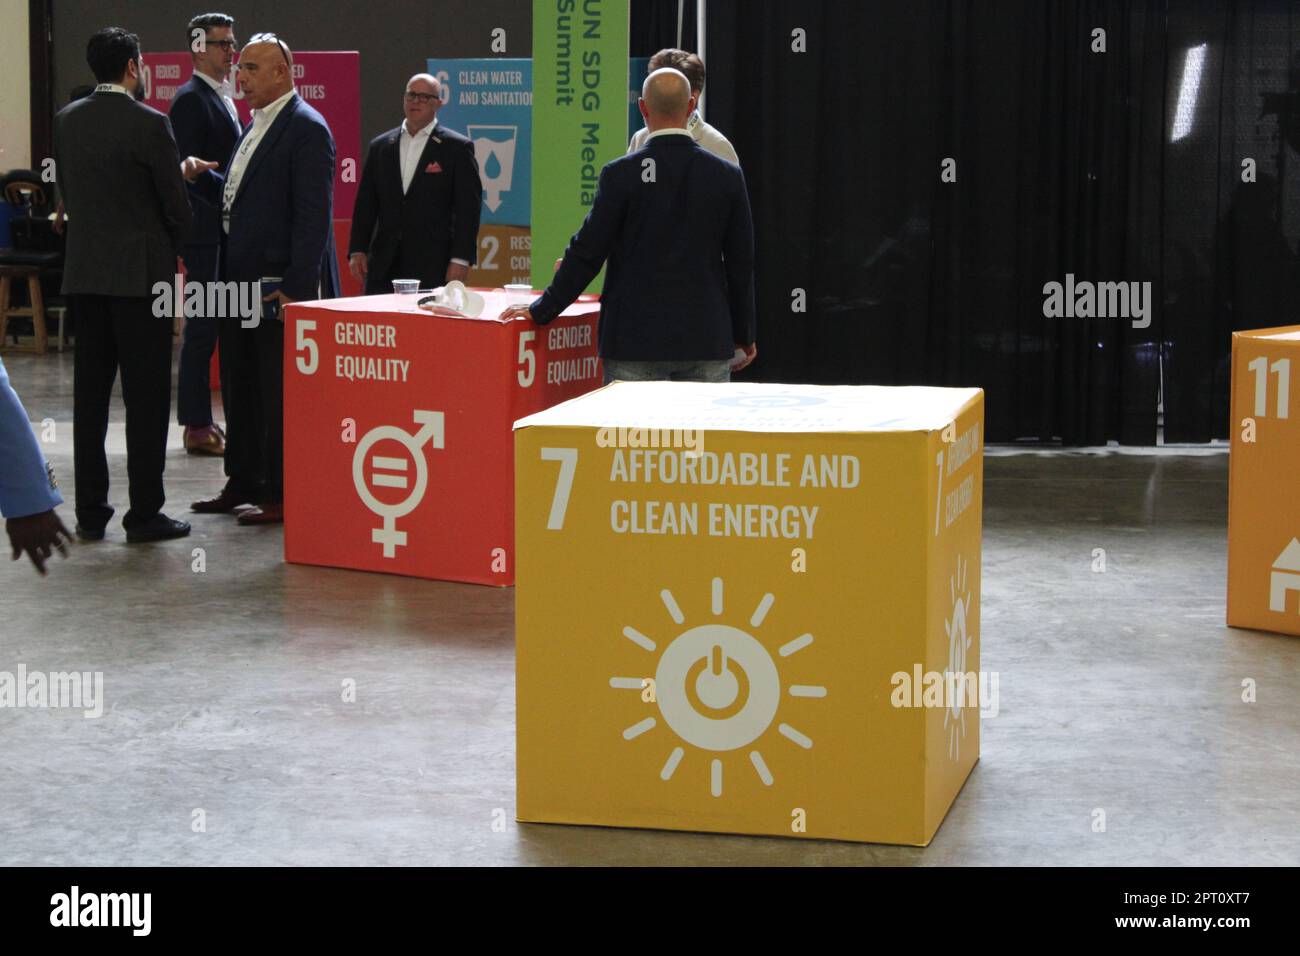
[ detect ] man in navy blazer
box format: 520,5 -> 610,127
170,12 -> 242,456
190,35 -> 339,525
502,68 -> 756,382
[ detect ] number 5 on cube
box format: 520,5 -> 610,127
296,319 -> 318,375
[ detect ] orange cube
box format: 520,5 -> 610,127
1228,325 -> 1300,635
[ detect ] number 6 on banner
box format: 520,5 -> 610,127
540,447 -> 577,529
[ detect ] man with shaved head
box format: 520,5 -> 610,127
189,33 -> 339,525
503,67 -> 756,382
348,73 -> 483,293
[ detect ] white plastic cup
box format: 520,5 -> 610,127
504,282 -> 533,304
392,279 -> 419,294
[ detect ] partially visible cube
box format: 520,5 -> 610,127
1228,325 -> 1300,635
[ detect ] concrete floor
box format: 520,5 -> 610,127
0,347 -> 1297,866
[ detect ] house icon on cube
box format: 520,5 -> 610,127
1270,538 -> 1300,613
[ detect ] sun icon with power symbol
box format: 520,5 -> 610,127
944,554 -> 975,761
609,578 -> 827,798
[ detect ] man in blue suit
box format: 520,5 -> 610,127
502,68 -> 757,382
170,11 -> 242,457
190,34 -> 339,525
1,357 -> 72,575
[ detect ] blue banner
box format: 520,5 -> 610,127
427,58 -> 532,227
628,56 -> 650,143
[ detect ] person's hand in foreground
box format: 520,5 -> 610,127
262,289 -> 295,321
7,510 -> 73,576
181,156 -> 219,181
499,304 -> 532,323
348,252 -> 368,283
733,343 -> 757,372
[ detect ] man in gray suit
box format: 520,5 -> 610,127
54,27 -> 213,543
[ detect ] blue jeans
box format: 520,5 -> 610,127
603,358 -> 732,385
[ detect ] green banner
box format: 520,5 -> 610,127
530,0 -> 630,291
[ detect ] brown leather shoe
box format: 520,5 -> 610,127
191,487 -> 255,513
237,502 -> 284,525
184,425 -> 226,456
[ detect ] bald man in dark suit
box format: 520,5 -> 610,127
348,73 -> 483,293
502,68 -> 756,382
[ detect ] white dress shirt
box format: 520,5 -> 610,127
628,109 -> 740,165
194,69 -> 240,127
222,88 -> 295,231
400,118 -> 437,194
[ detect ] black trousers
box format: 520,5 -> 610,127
363,245 -> 450,295
218,310 -> 284,503
71,294 -> 173,530
176,243 -> 221,427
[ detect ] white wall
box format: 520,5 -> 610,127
0,2 -> 32,172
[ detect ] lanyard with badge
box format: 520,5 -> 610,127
225,126 -> 260,214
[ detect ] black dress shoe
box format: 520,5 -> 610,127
125,514 -> 192,543
236,502 -> 283,525
191,488 -> 254,514
75,525 -> 105,541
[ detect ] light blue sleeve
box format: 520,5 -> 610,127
0,357 -> 62,519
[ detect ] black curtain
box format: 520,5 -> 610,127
631,0 -> 699,56
706,0 -> 1300,444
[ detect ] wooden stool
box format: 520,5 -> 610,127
0,264 -> 48,355
46,305 -> 69,352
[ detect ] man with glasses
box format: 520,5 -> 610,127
347,73 -> 482,294
189,34 -> 339,526
170,12 -> 242,458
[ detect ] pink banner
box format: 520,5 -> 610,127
142,51 -> 360,216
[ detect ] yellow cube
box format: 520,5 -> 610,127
1228,325 -> 1300,635
514,382 -> 985,845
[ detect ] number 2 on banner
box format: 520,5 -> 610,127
480,234 -> 499,270
296,320 -> 319,375
540,447 -> 577,529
